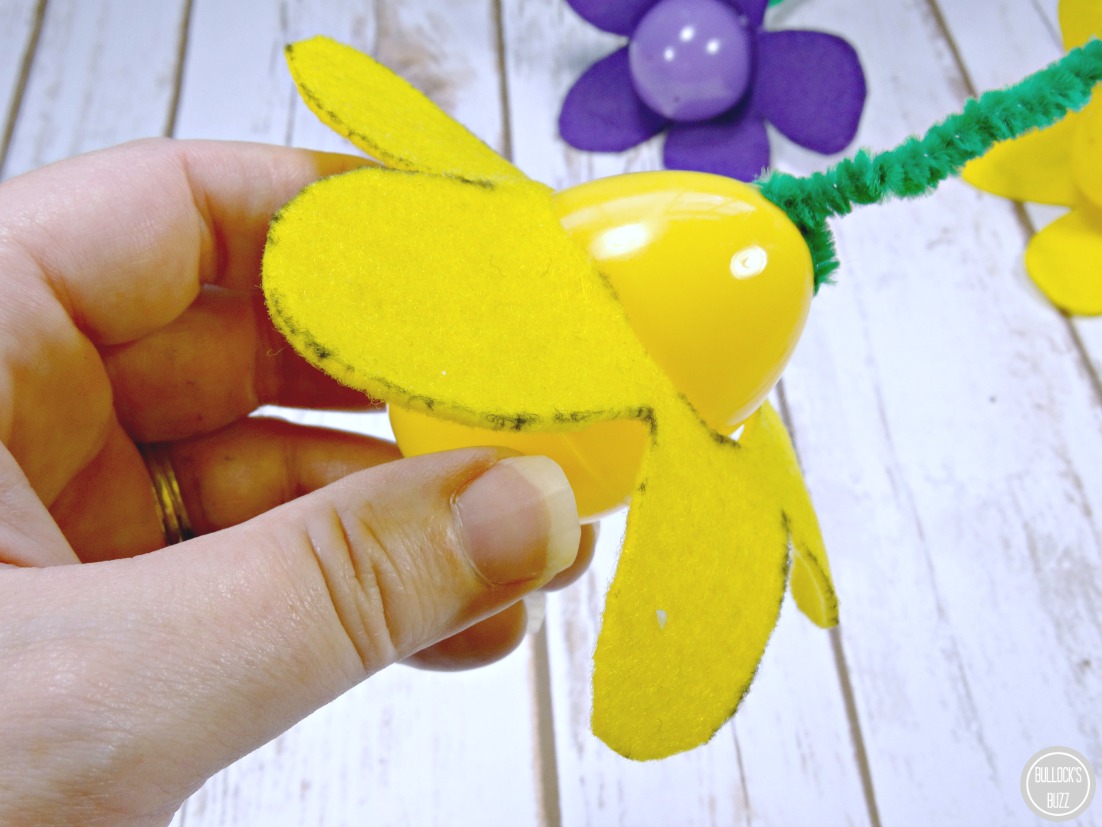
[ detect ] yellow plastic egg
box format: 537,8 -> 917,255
390,412 -> 649,520
390,170 -> 814,519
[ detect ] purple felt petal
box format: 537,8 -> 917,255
724,0 -> 768,28
560,47 -> 670,152
565,0 -> 660,36
663,106 -> 770,181
752,29 -> 866,154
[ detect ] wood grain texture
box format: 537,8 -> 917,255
0,0 -> 190,179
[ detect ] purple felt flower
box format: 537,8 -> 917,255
559,0 -> 867,181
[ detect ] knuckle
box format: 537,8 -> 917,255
301,500 -> 458,673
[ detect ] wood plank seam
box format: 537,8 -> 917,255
776,382 -> 883,827
1026,0 -> 1064,46
489,3 -> 562,820
491,0 -> 514,166
0,0 -> 48,178
1066,324 -> 1102,408
731,736 -> 753,827
531,623 -> 565,827
164,0 -> 196,138
829,629 -> 883,827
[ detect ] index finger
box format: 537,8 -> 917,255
0,138 -> 367,347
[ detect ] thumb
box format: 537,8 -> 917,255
0,448 -> 578,826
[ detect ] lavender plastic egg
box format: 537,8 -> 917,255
628,0 -> 753,122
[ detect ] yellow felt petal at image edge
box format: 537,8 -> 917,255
962,111 -> 1081,206
1072,96 -> 1102,207
286,36 -> 529,184
1025,207 -> 1102,315
592,400 -> 828,760
1060,0 -> 1102,51
263,166 -> 661,427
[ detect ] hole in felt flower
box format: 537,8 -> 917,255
656,609 -> 668,628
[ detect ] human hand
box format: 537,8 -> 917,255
0,139 -> 588,826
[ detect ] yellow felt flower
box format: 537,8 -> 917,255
263,37 -> 837,760
963,0 -> 1102,315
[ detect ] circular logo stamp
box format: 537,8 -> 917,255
1021,747 -> 1095,821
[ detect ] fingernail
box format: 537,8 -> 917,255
454,456 -> 580,586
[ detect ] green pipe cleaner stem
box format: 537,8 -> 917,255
758,38 -> 1102,288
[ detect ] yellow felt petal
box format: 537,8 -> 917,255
592,399 -> 826,760
750,402 -> 838,628
1060,0 -> 1102,51
263,167 -> 660,427
962,111 -> 1082,206
286,36 -> 528,184
1072,96 -> 1102,207
1025,206 -> 1102,315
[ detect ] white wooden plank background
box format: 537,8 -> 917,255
0,0 -> 189,179
0,0 -> 1099,825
